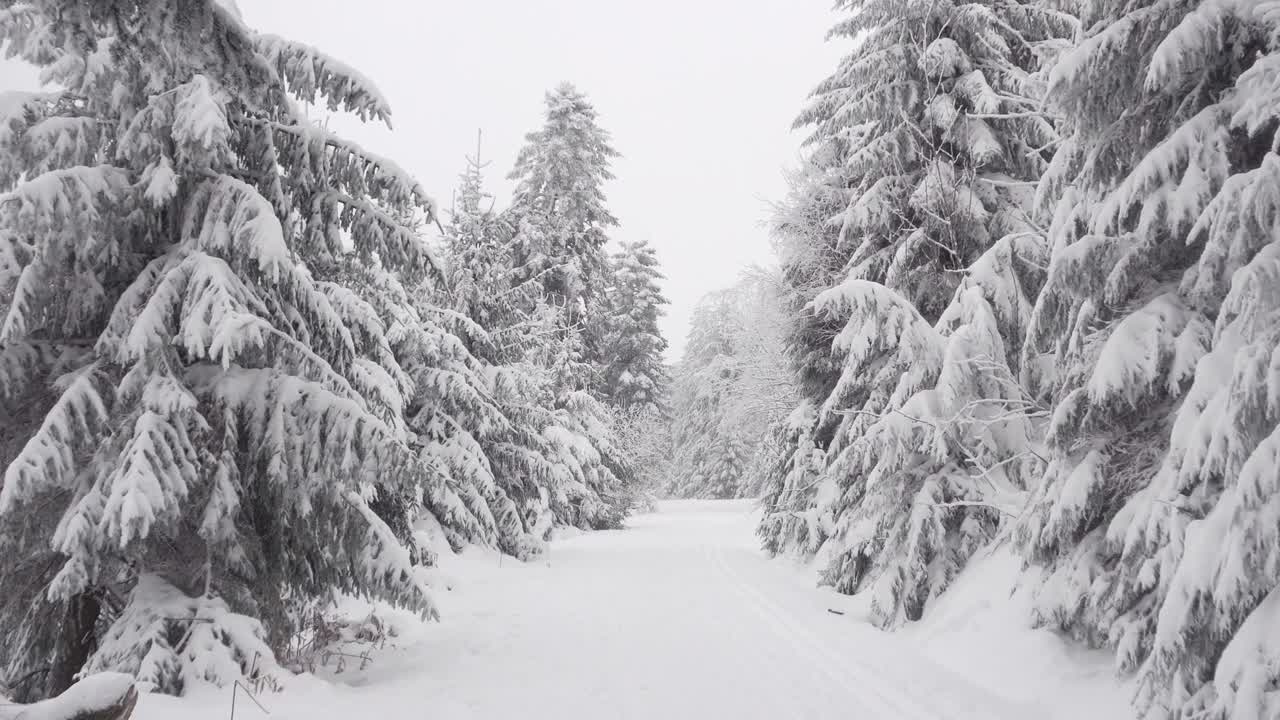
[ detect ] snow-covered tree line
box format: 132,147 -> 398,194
752,0 -> 1280,717
667,269 -> 798,500
0,1 -> 668,702
435,86 -> 673,534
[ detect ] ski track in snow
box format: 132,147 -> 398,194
138,500 -> 1061,720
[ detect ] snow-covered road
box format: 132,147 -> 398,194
141,500 -> 1123,720
406,498 -> 1037,720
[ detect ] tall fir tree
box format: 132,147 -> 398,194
1014,1 -> 1280,717
506,83 -> 620,392
757,143 -> 853,555
757,0 -> 1071,624
442,134 -> 523,358
483,85 -> 639,523
601,239 -> 669,412
669,291 -> 743,499
0,0 -> 442,697
439,144 -> 635,540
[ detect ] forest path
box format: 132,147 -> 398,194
138,500 -> 1039,720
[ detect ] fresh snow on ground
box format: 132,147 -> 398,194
135,500 -> 1130,720
901,548 -> 1134,719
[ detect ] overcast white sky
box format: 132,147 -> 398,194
0,1 -> 844,359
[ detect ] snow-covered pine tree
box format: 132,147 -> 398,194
758,400 -> 829,556
0,0 -> 437,697
759,0 -> 1069,623
598,240 -> 673,503
799,0 -> 1069,322
812,258 -> 1044,626
757,142 -> 851,555
404,148 -> 554,558
484,87 -> 638,526
486,319 -> 631,531
441,135 -> 530,363
699,434 -> 749,502
1014,1 -> 1280,716
600,239 -> 670,412
669,290 -> 740,499
329,260 -> 539,562
506,83 -> 620,387
669,274 -> 797,500
437,149 -> 632,538
721,267 -> 802,498
609,403 -> 672,510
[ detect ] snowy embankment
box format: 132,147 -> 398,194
130,500 -> 1130,720
899,549 -> 1134,719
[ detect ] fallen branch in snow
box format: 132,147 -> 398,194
827,609 -> 846,616
229,680 -> 271,719
0,673 -> 137,720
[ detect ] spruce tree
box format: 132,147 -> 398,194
601,239 -> 670,412
0,0 -> 436,696
1014,1 -> 1280,716
757,145 -> 851,555
442,136 -> 522,358
669,291 -> 742,499
489,86 -> 636,525
795,0 -> 1068,322
810,268 -> 1041,625
506,83 -> 620,389
439,148 -> 633,538
610,403 -> 673,509
757,0 -> 1070,624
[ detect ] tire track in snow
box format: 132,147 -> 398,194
708,536 -> 1020,720
725,548 -> 1038,719
702,538 -> 935,720
690,539 -> 836,719
681,546 -> 806,720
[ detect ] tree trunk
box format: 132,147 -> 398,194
44,592 -> 101,700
